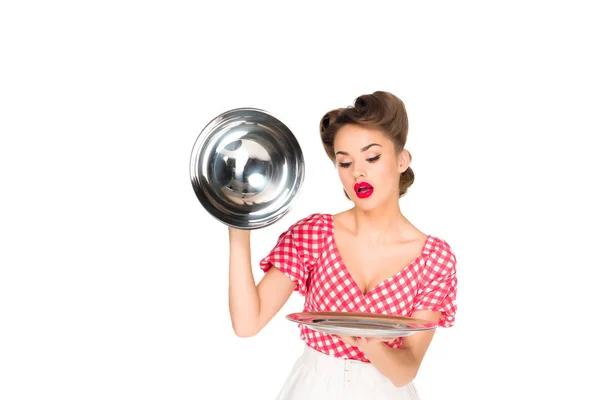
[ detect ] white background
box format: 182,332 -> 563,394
1,1 -> 599,399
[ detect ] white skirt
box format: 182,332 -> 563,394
275,345 -> 421,399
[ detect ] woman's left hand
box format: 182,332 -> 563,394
334,335 -> 390,349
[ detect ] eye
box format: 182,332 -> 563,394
367,155 -> 381,163
338,162 -> 352,168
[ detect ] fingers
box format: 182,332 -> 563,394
331,334 -> 394,348
332,335 -> 357,345
372,337 -> 393,342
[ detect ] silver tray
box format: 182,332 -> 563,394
286,311 -> 437,339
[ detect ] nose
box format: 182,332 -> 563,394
353,166 -> 366,181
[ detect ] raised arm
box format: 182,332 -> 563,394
227,227 -> 296,337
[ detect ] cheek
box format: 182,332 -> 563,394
337,168 -> 352,185
377,160 -> 401,182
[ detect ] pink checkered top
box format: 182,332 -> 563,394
259,213 -> 458,362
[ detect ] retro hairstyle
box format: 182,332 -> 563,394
319,91 -> 414,198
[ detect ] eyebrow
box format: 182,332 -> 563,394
335,143 -> 382,156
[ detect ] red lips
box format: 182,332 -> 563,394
353,182 -> 374,199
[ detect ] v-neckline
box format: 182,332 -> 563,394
326,213 -> 431,298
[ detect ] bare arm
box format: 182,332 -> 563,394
339,310 -> 441,387
228,227 -> 296,337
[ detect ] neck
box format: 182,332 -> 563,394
350,199 -> 406,243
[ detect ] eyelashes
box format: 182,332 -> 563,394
337,155 -> 381,168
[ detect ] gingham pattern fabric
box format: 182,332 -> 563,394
259,213 -> 458,362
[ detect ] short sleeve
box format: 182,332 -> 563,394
259,213 -> 325,296
413,239 -> 458,328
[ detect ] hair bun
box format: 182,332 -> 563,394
399,166 -> 415,197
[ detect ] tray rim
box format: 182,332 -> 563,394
285,311 -> 438,331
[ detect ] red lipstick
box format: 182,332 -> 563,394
354,182 -> 374,199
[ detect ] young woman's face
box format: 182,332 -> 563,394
333,124 -> 408,210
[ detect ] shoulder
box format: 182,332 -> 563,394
423,236 -> 457,272
275,213 -> 331,244
285,213 -> 331,233
270,213 -> 330,262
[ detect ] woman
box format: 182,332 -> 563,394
227,91 -> 458,399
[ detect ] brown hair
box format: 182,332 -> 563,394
319,91 -> 415,198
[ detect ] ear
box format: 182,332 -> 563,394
397,149 -> 412,173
